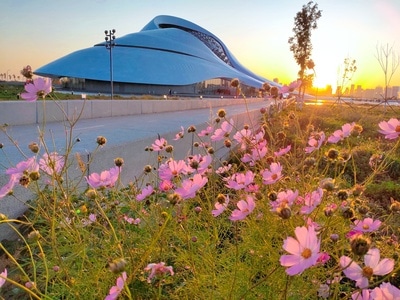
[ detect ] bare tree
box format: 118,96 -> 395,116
375,43 -> 400,107
334,57 -> 357,105
288,1 -> 322,102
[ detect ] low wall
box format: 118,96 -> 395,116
0,98 -> 263,126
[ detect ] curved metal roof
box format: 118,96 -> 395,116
35,15 -> 275,88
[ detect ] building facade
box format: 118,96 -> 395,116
35,15 -> 275,97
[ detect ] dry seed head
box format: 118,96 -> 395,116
216,194 -> 226,204
96,136 -> 107,146
350,234 -> 371,256
28,142 -> 39,153
230,78 -> 240,88
217,109 -> 226,118
109,258 -> 127,273
114,157 -> 124,167
29,171 -> 40,181
165,145 -> 174,153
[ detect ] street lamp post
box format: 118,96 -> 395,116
104,29 -> 116,100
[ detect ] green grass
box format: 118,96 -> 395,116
0,99 -> 400,299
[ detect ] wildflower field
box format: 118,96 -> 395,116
1,77 -> 400,299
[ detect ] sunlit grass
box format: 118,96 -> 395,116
0,93 -> 400,299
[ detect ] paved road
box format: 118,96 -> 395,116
0,100 -> 270,173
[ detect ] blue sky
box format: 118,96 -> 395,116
1,0 -> 399,89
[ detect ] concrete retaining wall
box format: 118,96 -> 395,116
0,98 -> 263,126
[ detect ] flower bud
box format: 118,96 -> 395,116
277,206 -> 291,219
350,234 -> 371,256
165,145 -> 174,153
114,157 -> 124,167
96,136 -> 107,146
330,234 -> 339,242
144,165 -> 152,173
217,109 -> 226,118
230,78 -> 239,88
268,192 -> 277,201
109,258 -> 127,273
28,142 -> 39,153
28,230 -> 41,241
216,194 -> 227,204
85,189 -> 97,199
341,206 -> 355,219
187,126 -> 196,133
29,171 -> 40,181
337,190 -> 349,201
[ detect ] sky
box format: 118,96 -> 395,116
1,0 -> 400,90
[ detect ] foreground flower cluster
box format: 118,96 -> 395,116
0,76 -> 400,299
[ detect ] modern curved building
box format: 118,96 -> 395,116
35,15 -> 276,96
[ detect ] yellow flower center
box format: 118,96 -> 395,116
37,90 -> 46,98
271,174 -> 278,180
362,266 -> 373,279
395,125 -> 400,133
362,224 -> 370,230
301,248 -> 312,259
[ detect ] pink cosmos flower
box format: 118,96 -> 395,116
279,225 -> 321,275
299,187 -> 324,215
212,195 -> 230,217
211,119 -> 234,141
233,128 -> 252,149
229,195 -> 255,221
123,215 -> 141,225
317,252 -> 331,265
6,157 -> 39,180
198,126 -> 213,137
225,170 -> 255,190
281,80 -> 301,94
81,213 -> 97,227
352,217 -> 381,233
187,154 -> 212,175
378,118 -> 400,140
0,175 -> 17,199
175,174 -> 208,199
270,189 -> 298,212
39,152 -> 65,175
144,262 -> 174,283
328,123 -> 355,144
340,248 -> 394,288
152,137 -> 167,151
105,271 -> 127,300
159,180 -> 174,191
173,126 -> 184,140
158,159 -> 188,181
215,164 -> 232,175
305,132 -> 326,153
280,79 -> 302,94
241,141 -> 268,166
274,145 -> 291,157
0,268 -> 7,287
371,282 -> 400,299
351,289 -> 371,300
86,166 -> 120,189
261,162 -> 283,185
20,77 -> 52,101
136,185 -> 154,201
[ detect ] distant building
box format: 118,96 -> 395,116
35,15 -> 276,97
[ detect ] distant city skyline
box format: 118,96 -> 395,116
1,0 -> 400,90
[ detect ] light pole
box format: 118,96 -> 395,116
104,29 -> 116,100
